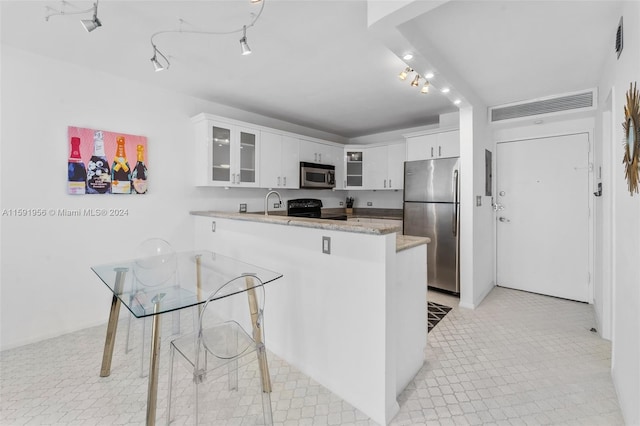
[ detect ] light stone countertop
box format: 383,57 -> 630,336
191,210 -> 429,251
396,234 -> 430,252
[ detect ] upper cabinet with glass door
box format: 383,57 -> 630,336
192,114 -> 260,187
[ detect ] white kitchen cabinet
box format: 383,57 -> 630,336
362,143 -> 406,190
193,114 -> 260,187
260,131 -> 299,189
345,150 -> 364,189
363,145 -> 387,189
386,143 -> 405,190
299,139 -> 334,164
406,130 -> 459,161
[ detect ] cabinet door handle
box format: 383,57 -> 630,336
231,173 -> 235,184
277,176 -> 281,186
430,147 -> 434,158
319,153 -> 322,163
439,146 -> 442,157
384,179 -> 387,188
314,153 -> 318,162
389,179 -> 392,188
283,176 -> 287,186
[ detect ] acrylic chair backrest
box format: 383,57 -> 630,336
133,238 -> 177,288
196,273 -> 266,362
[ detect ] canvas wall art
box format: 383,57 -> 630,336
67,126 -> 148,195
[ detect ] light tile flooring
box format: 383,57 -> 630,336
0,287 -> 624,425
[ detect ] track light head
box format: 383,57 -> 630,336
81,16 -> 101,32
81,2 -> 101,32
410,74 -> 420,87
398,67 -> 412,81
151,56 -> 164,72
420,81 -> 430,94
150,44 -> 170,72
240,25 -> 252,55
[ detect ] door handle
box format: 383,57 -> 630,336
499,217 -> 510,223
452,170 -> 459,237
283,176 -> 287,186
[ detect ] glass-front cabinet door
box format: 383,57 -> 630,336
207,123 -> 259,187
211,125 -> 232,183
238,129 -> 257,184
192,114 -> 260,187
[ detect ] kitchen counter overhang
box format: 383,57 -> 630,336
190,211 -> 429,252
191,210 -> 400,234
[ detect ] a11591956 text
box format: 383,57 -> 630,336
1,208 -> 129,217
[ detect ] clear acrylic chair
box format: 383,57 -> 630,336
125,238 -> 181,377
166,272 -> 273,425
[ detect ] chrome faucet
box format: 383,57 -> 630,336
264,190 -> 282,216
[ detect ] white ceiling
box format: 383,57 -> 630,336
1,1 -> 621,139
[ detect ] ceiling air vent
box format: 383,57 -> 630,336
489,89 -> 596,123
616,16 -> 623,59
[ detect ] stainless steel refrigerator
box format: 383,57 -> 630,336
403,158 -> 460,294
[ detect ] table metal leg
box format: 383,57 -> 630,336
100,268 -> 128,377
146,293 -> 165,426
245,276 -> 272,393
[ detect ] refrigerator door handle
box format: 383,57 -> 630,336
452,169 -> 459,237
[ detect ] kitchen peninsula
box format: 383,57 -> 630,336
191,211 -> 428,425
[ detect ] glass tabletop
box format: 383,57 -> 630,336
91,250 -> 283,318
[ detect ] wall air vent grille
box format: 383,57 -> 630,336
616,16 -> 623,59
490,90 -> 595,123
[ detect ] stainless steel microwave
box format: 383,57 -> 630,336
300,162 -> 336,189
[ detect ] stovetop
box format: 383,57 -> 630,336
287,199 -> 347,221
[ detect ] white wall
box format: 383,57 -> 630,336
596,2 -> 640,424
0,46 -> 343,351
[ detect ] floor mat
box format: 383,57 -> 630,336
428,301 -> 452,333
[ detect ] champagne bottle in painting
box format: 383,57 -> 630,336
86,130 -> 111,194
111,136 -> 131,194
131,144 -> 148,194
68,136 -> 87,194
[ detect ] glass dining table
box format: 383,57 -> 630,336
91,250 -> 283,426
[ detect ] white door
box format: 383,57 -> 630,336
496,133 -> 590,302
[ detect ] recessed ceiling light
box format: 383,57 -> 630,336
454,99 -> 461,105
403,52 -> 414,60
441,87 -> 450,93
424,72 -> 434,79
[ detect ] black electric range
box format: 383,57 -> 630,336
287,199 -> 347,221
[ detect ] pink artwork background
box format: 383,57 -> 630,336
67,126 -> 148,194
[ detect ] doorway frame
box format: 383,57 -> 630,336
493,117 -> 596,304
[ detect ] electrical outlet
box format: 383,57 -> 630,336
367,201 -> 373,206
339,201 -> 344,206
274,203 -> 280,209
211,221 -> 216,232
322,236 -> 331,254
476,196 -> 482,207
239,203 -> 247,213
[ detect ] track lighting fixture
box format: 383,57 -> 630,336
150,44 -> 170,72
420,81 -> 430,94
45,0 -> 102,32
148,0 -> 265,72
410,74 -> 421,87
398,67 -> 412,81
240,25 -> 252,56
80,2 -> 101,32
